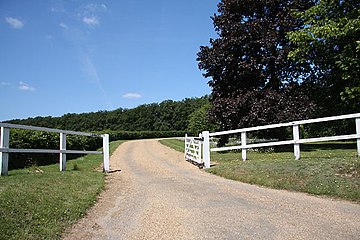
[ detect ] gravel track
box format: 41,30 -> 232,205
63,139 -> 360,240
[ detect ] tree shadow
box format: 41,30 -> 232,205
301,142 -> 356,152
271,142 -> 357,153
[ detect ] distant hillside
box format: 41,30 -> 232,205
7,96 -> 209,132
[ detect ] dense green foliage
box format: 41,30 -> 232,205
197,0 -> 316,134
7,129 -> 103,169
197,0 -> 359,140
287,0 -> 360,116
0,140 -> 124,240
7,97 -> 209,132
186,103 -> 218,136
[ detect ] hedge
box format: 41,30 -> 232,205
6,129 -> 185,169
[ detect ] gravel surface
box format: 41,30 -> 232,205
63,139 -> 360,240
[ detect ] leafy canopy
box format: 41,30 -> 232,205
287,0 -> 360,114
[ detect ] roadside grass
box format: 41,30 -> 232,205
159,139 -> 360,203
159,138 -> 185,153
0,140 -> 125,240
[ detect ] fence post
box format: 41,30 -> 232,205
293,124 -> 300,160
184,134 -> 188,159
356,118 -> 360,157
241,132 -> 247,161
198,133 -> 202,162
202,131 -> 210,168
103,134 -> 110,173
60,133 -> 66,171
0,127 -> 10,176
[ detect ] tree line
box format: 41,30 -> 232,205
7,97 -> 209,132
5,97 -> 211,169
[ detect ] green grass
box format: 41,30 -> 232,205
160,139 -> 360,203
0,140 -> 125,240
160,138 -> 185,153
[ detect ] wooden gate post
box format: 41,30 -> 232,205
202,131 -> 210,168
184,134 -> 188,159
241,132 -> 247,161
198,133 -> 202,162
0,127 -> 10,176
293,124 -> 300,160
103,134 -> 110,173
60,132 -> 66,171
356,118 -> 360,157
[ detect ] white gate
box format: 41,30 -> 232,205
184,134 -> 203,167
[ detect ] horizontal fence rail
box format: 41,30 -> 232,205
0,123 -> 109,176
0,123 -> 103,137
199,113 -> 360,168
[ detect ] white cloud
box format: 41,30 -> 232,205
59,22 -> 68,29
83,16 -> 99,26
122,93 -> 142,99
5,17 -> 24,29
84,3 -> 108,12
80,3 -> 107,26
101,4 -> 108,11
18,81 -> 35,91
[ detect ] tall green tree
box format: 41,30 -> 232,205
187,103 -> 218,136
197,0 -> 315,133
287,0 -> 360,115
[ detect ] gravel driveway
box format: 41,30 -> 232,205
63,139 -> 360,240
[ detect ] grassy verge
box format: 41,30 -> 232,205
159,138 -> 185,152
159,139 -> 360,203
0,140 -> 125,240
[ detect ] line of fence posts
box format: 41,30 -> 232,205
0,123 -> 110,176
199,113 -> 360,168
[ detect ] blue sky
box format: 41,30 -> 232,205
0,0 -> 218,121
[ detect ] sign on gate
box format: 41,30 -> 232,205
184,134 -> 203,168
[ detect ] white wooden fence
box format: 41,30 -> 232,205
199,113 -> 360,168
0,123 -> 109,176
